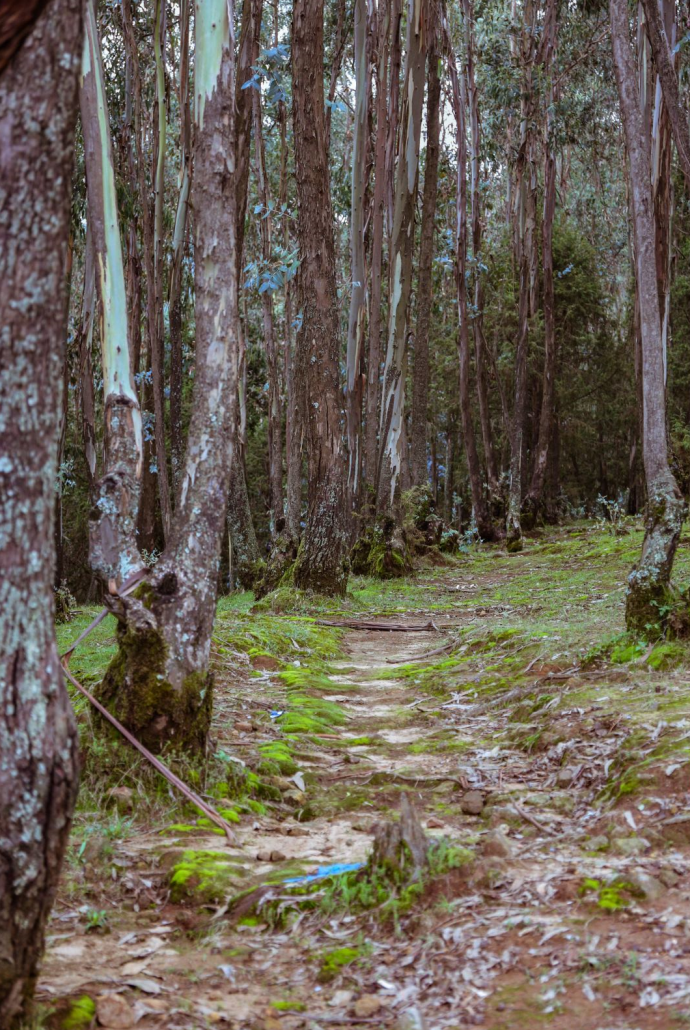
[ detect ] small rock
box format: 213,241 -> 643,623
329,990 -> 354,1007
557,767 -> 575,787
269,850 -> 287,862
659,867 -> 680,888
256,850 -> 272,862
426,817 -> 444,829
611,836 -> 650,857
235,721 -> 253,732
585,834 -> 609,852
481,829 -> 513,859
461,790 -> 484,815
628,869 -> 666,901
264,1019 -> 282,1030
661,814 -> 690,845
96,993 -> 135,1029
353,995 -> 382,1018
107,786 -> 133,814
395,1006 -> 426,1030
345,754 -> 361,764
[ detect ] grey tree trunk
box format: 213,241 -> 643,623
610,0 -> 686,633
0,1 -> 82,1023
96,0 -> 242,752
410,37 -> 440,489
291,0 -> 349,594
80,0 -> 144,591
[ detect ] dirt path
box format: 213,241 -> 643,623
43,530 -> 690,1029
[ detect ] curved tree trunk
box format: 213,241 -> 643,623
0,1 -> 82,1022
81,0 -> 144,591
610,0 -> 686,633
96,0 -> 241,752
410,36 -> 440,488
291,0 -> 349,594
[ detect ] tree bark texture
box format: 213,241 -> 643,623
345,0 -> 370,502
0,0 -> 82,1022
80,0 -> 144,590
410,38 -> 440,488
610,0 -> 686,632
96,0 -> 241,752
364,0 -> 390,495
378,0 -> 427,512
639,0 -> 690,188
445,21 -> 494,541
291,0 -> 349,594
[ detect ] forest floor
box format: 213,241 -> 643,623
43,519 -> 690,1030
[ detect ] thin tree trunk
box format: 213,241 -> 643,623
0,1 -> 82,1023
364,0 -> 390,496
346,0 -> 370,503
81,0 -> 144,591
377,0 -> 427,512
169,0 -> 191,497
464,0 -> 500,499
96,0 -> 241,752
252,21 -> 284,530
527,0 -> 558,512
445,18 -> 494,541
78,222 -> 98,488
385,0 -> 402,238
610,0 -> 686,632
410,36 -> 440,488
292,0 -> 349,594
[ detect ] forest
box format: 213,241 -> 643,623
6,0 -> 690,1025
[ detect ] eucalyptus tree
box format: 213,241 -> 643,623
95,0 -> 243,751
0,0 -> 83,1022
80,0 -> 144,591
610,0 -> 686,632
378,0 -> 427,511
291,0 -> 350,594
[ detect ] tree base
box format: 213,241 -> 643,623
95,591 -> 212,754
350,517 -> 411,579
625,480 -> 686,636
255,534 -> 299,599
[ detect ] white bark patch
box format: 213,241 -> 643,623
195,0 -> 229,130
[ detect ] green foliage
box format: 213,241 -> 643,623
61,996 -> 96,1030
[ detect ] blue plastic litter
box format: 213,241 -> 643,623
283,861 -> 363,886
269,709 -> 285,720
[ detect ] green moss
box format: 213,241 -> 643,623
258,742 -> 298,776
170,849 -> 248,903
271,999 -> 307,1012
62,996 -> 96,1030
317,946 -> 363,983
579,877 -> 641,911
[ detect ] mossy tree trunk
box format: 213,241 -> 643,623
611,0 -> 686,633
97,0 -> 242,752
291,0 -> 349,595
0,0 -> 82,1022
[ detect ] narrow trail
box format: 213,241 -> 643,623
43,530 -> 690,1029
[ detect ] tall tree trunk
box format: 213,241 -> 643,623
464,0 -> 500,499
169,0 -> 191,497
385,0 -> 402,238
445,18 -> 494,541
610,0 -> 686,632
0,1 -> 82,1023
96,0 -> 241,752
121,0 -> 171,543
377,0 -> 427,512
252,16 -> 284,530
410,36 -> 440,488
364,0 -> 390,496
526,0 -> 557,513
346,0 -> 370,504
292,0 -> 349,594
81,0 -> 144,590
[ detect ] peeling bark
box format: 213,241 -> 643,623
0,0 -> 82,1022
80,0 -> 144,591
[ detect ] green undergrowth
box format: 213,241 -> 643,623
579,877 -> 642,911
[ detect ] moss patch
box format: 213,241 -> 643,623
170,850 -> 248,903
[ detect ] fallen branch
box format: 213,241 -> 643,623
386,638 -> 458,664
